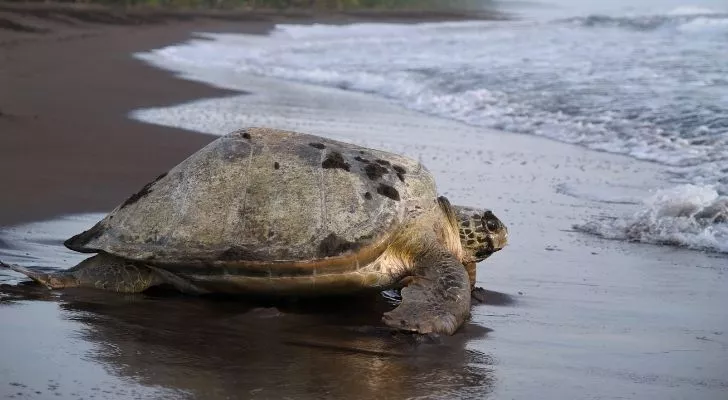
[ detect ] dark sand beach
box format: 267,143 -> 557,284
0,13 -> 234,226
1,3 -> 727,400
0,3 -> 482,227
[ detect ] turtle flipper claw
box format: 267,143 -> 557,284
471,286 -> 488,304
382,249 -> 471,336
382,292 -> 460,336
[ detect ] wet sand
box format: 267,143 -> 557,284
1,5 -> 727,400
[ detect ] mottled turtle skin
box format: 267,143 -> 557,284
2,127 -> 508,335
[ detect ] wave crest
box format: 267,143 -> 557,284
563,12 -> 728,33
575,185 -> 728,253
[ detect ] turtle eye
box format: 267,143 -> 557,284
484,219 -> 499,232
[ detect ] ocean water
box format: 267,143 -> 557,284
132,1 -> 728,252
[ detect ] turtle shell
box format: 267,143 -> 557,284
65,128 -> 437,268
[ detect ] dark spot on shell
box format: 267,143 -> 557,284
364,192 -> 372,200
120,172 -> 167,210
376,184 -> 400,201
268,231 -> 275,238
321,151 -> 350,171
393,165 -> 407,175
365,163 -> 388,180
464,229 -> 472,234
354,156 -> 370,163
375,159 -> 391,166
318,233 -> 360,258
63,222 -> 106,252
309,142 -> 326,150
294,142 -> 324,168
466,240 -> 476,245
462,220 -> 471,228
274,162 -> 280,170
477,237 -> 486,243
242,132 -> 251,139
467,232 -> 475,238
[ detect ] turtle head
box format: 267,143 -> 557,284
452,205 -> 508,262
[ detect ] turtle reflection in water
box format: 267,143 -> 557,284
2,128 -> 507,335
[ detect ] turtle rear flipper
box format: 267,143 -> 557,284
382,248 -> 471,335
2,254 -> 208,294
0,261 -> 77,289
1,254 -> 171,293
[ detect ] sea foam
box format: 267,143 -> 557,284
135,13 -> 728,193
575,185 -> 728,253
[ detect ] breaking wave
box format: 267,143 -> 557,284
562,12 -> 728,33
137,10 -> 728,193
575,185 -> 728,253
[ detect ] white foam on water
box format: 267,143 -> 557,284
575,185 -> 728,253
668,5 -> 720,15
133,13 -> 728,192
676,15 -> 728,33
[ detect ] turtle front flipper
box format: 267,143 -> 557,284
382,248 -> 471,335
1,254 -> 167,293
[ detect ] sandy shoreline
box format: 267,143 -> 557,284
0,19 -> 246,227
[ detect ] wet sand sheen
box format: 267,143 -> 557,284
2,11 -> 728,400
0,286 -> 499,399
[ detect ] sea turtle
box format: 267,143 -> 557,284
1,127 -> 507,335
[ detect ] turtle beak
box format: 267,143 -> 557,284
487,225 -> 508,255
494,221 -> 508,250
492,231 -> 508,251
475,245 -> 496,260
